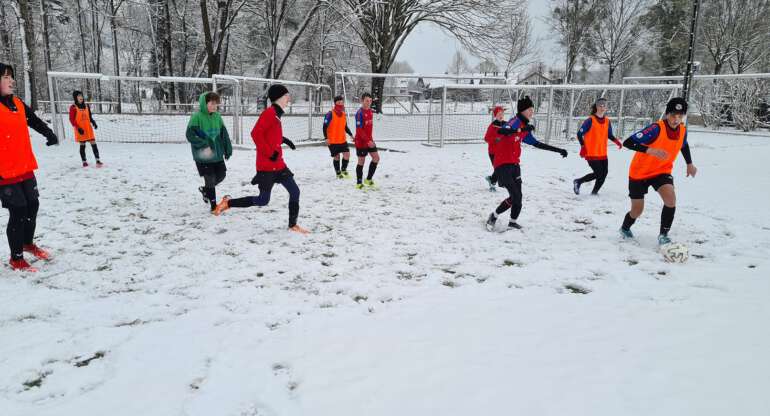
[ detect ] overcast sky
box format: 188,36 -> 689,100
396,0 -> 559,75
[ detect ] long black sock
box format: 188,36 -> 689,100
289,201 -> 299,228
356,165 -> 364,184
341,158 -> 349,172
578,173 -> 596,183
660,206 -> 676,235
91,143 -> 100,160
367,162 -> 378,180
228,197 -> 255,208
591,175 -> 607,194
79,145 -> 87,162
6,206 -> 25,260
333,159 -> 340,174
204,187 -> 216,210
495,198 -> 512,215
622,212 -> 636,230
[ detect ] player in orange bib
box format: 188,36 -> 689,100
0,63 -> 59,272
323,95 -> 354,179
619,97 -> 698,245
69,91 -> 102,167
573,98 -> 622,195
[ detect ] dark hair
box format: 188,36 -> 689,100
205,92 -> 221,103
333,95 -> 344,103
0,63 -> 14,78
361,92 -> 372,99
591,98 -> 607,115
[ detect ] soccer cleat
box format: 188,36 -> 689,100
341,171 -> 350,178
23,244 -> 51,261
619,228 -> 634,239
364,179 -> 375,187
658,234 -> 672,245
507,221 -> 523,230
9,258 -> 37,272
96,160 -> 104,167
485,176 -> 497,192
82,161 -> 89,167
336,173 -> 344,179
289,225 -> 310,235
573,179 -> 581,195
213,196 -> 231,216
356,183 -> 365,190
198,186 -> 210,204
485,213 -> 497,231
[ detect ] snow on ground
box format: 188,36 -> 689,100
1,131 -> 769,415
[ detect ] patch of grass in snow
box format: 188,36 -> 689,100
74,351 -> 106,367
22,370 -> 52,390
563,283 -> 591,294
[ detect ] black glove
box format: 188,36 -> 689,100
497,127 -> 515,136
558,149 -> 568,158
92,122 -> 98,129
282,137 -> 296,150
77,128 -> 84,135
250,173 -> 259,185
46,134 -> 59,146
269,151 -> 279,162
523,124 -> 535,132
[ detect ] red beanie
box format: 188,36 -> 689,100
492,106 -> 505,117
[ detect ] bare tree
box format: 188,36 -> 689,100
11,0 -> 39,108
728,0 -> 770,74
699,0 -> 737,74
473,4 -> 533,76
548,0 -> 598,83
200,0 -> 247,76
341,0 -> 519,112
587,0 -> 650,83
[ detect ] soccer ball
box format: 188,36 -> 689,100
661,243 -> 689,263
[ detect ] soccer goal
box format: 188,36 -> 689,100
424,82 -> 682,147
45,72 -> 333,146
335,71 -> 508,143
624,73 -> 770,132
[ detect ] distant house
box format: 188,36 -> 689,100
517,71 -> 561,86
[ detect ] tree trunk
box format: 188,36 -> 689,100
109,0 -> 122,112
0,5 -> 14,62
200,0 -> 218,76
163,0 -> 176,108
75,0 -> 91,98
17,0 -> 38,109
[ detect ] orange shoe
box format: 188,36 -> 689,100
23,244 -> 52,260
213,196 -> 231,216
289,225 -> 310,235
9,258 -> 38,272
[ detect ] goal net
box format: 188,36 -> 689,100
335,72 -> 508,143
45,72 -> 333,146
425,83 -> 682,146
625,73 -> 770,132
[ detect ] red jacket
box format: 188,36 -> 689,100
484,120 -> 505,155
492,115 -> 539,168
251,105 -> 287,172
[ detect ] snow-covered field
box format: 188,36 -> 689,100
1,131 -> 769,415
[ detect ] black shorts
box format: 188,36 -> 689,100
328,143 -> 350,157
356,147 -> 378,157
628,174 -> 674,199
494,164 -> 521,187
250,168 -> 294,187
0,177 -> 39,209
196,160 -> 226,177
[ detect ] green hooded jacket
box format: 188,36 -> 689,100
186,92 -> 232,163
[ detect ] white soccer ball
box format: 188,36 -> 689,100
661,242 -> 689,263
